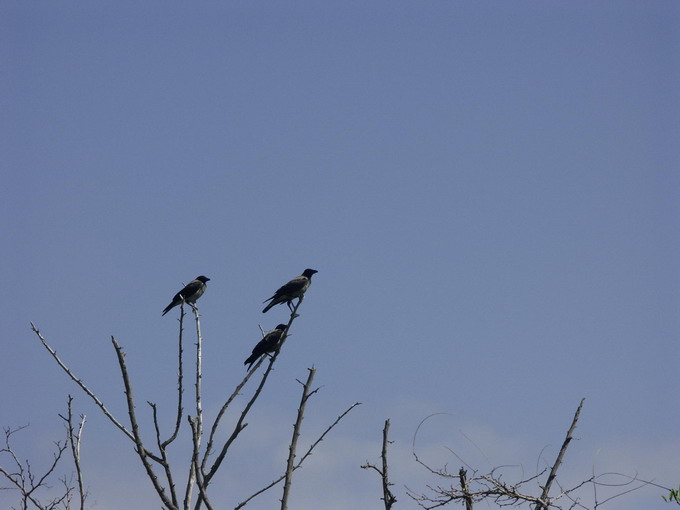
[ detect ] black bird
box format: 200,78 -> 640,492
162,275 -> 210,316
262,269 -> 318,313
244,324 -> 288,370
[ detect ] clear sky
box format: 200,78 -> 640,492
1,2 -> 678,509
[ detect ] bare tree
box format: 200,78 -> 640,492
0,397 -> 86,510
7,287 -> 671,509
404,398 -> 663,510
27,296 -> 359,510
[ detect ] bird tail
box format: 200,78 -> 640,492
262,298 -> 276,314
161,304 -> 173,316
244,354 -> 258,369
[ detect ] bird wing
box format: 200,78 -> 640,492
178,279 -> 202,299
273,276 -> 307,298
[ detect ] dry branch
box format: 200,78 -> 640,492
361,419 -> 397,510
31,323 -> 134,443
235,401 -> 361,510
196,298 -> 307,510
536,398 -> 585,510
163,302 -> 187,448
0,399 -> 89,510
281,367 -> 317,510
58,395 -> 87,510
112,337 -> 177,510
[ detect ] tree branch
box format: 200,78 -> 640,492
58,395 -> 87,510
185,305 -> 205,509
30,323 -> 135,443
112,337 -> 177,510
189,417 -> 215,510
537,398 -> 585,509
163,302 -> 186,448
361,419 -> 397,510
149,401 -> 179,509
235,401 -> 361,509
197,298 -> 306,510
281,367 -> 316,510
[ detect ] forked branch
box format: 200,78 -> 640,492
361,419 -> 397,510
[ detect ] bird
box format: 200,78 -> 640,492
262,269 -> 318,313
162,275 -> 210,316
244,324 -> 288,370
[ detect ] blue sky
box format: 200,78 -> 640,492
1,2 -> 678,509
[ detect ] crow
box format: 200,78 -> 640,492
244,324 -> 288,369
162,275 -> 210,316
262,269 -> 318,313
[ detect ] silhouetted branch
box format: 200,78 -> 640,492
536,398 -> 585,510
459,468 -> 473,510
149,401 -> 179,509
202,348 -> 277,484
407,399 -> 662,510
189,417 -> 214,510
58,395 -> 87,510
361,419 -> 397,510
0,415 -> 78,510
281,367 -> 317,510
196,299 -> 306,510
185,306 -> 204,508
112,337 -> 177,510
235,401 -> 361,510
163,302 -> 186,449
31,323 -> 135,443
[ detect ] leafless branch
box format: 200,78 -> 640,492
201,298 -> 304,479
407,399 -> 658,510
235,401 -> 361,510
58,395 -> 87,510
30,323 -> 134,443
195,298 -> 306,510
281,367 -> 316,510
536,398 -> 585,510
0,420 -> 74,510
111,337 -> 177,510
163,302 -> 186,448
185,305 -> 204,508
361,419 -> 397,510
189,417 -> 214,510
459,468 -> 473,510
149,401 -> 179,509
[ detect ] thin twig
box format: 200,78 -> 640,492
186,305 -> 204,509
149,402 -> 179,509
163,302 -> 186,448
0,424 -> 71,510
112,337 -> 177,510
537,398 -> 585,510
361,419 -> 397,510
202,298 -> 303,477
30,323 -> 134,442
235,401 -> 361,510
281,367 -> 316,510
189,417 -> 215,510
196,298 -> 305,510
58,395 -> 87,510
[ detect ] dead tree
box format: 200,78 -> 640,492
28,296 -> 359,509
405,398 -> 659,509
0,396 -> 87,510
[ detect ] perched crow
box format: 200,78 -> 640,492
162,275 -> 210,316
244,324 -> 288,370
262,269 -> 318,313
